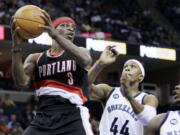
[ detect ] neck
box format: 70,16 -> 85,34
51,40 -> 63,53
122,82 -> 140,96
130,90 -> 140,97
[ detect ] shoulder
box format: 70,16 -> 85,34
79,47 -> 89,51
90,83 -> 112,99
23,53 -> 43,76
24,53 -> 42,71
78,47 -> 91,55
78,47 -> 92,67
25,53 -> 42,63
91,83 -> 112,95
92,83 -> 112,92
147,113 -> 167,134
144,94 -> 158,108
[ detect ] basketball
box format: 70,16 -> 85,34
14,5 -> 45,39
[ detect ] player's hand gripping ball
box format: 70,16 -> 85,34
13,5 -> 45,39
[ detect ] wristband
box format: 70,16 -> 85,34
11,48 -> 22,53
137,105 -> 157,126
95,63 -> 102,71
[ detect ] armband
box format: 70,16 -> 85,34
95,63 -> 102,71
137,105 -> 157,126
11,48 -> 22,53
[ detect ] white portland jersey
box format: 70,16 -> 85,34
159,111 -> 180,135
99,87 -> 148,135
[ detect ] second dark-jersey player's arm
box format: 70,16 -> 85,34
88,59 -> 112,100
12,53 -> 37,86
88,56 -> 112,100
88,59 -> 106,85
88,46 -> 119,100
88,46 -> 119,85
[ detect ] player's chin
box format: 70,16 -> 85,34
120,78 -> 125,84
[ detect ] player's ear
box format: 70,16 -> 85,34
138,74 -> 144,82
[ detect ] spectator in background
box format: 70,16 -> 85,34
127,28 -> 142,44
21,104 -> 35,129
2,94 -> 16,116
27,95 -> 37,110
0,109 -> 9,135
0,72 -> 4,78
0,98 -> 4,109
7,113 -> 23,135
3,94 -> 15,107
0,0 -> 176,48
174,84 -> 180,101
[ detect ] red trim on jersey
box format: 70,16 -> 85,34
47,49 -> 64,58
36,53 -> 43,64
34,79 -> 87,102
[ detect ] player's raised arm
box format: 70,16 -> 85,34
11,18 -> 36,87
40,11 -> 92,69
88,46 -> 120,99
88,46 -> 119,85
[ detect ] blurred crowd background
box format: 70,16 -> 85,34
0,0 -> 180,134
0,0 -> 180,48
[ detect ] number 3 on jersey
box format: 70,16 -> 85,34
110,117 -> 129,135
67,72 -> 74,85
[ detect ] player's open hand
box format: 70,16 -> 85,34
98,46 -> 119,67
174,85 -> 180,102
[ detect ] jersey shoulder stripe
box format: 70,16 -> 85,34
156,112 -> 170,135
34,79 -> 87,102
106,87 -> 118,99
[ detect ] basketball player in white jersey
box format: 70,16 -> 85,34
88,46 -> 158,135
146,84 -> 180,135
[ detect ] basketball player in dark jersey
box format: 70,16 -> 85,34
11,10 -> 93,135
146,84 -> 180,135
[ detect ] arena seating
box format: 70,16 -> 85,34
0,0 -> 178,48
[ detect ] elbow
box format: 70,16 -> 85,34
14,81 -> 27,87
13,78 -> 29,87
88,71 -> 95,86
82,55 -> 92,68
88,78 -> 93,86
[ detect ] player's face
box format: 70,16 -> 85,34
56,22 -> 76,41
120,61 -> 143,83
